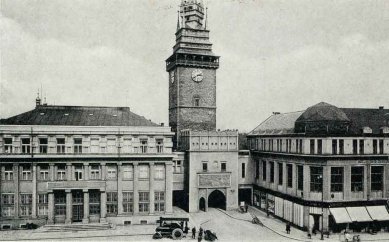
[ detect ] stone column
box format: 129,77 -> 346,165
66,163 -> 72,181
82,189 -> 89,224
47,192 -> 54,224
83,162 -> 89,181
149,162 -> 155,215
165,162 -> 173,214
117,162 -> 123,215
32,164 -> 37,218
65,190 -> 72,224
49,164 -> 55,181
101,163 -> 106,181
133,163 -> 139,214
100,191 -> 107,223
14,163 -> 19,219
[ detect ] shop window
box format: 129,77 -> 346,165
310,166 -> 323,192
351,166 -> 364,192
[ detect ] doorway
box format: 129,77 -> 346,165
199,197 -> 206,211
208,190 -> 226,210
72,191 -> 84,222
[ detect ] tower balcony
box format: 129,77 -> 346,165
166,59 -> 219,71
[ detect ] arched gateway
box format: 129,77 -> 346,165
199,197 -> 206,211
208,190 -> 226,210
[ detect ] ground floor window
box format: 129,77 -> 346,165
139,192 -> 149,213
55,192 -> 66,216
371,166 -> 384,191
20,194 -> 32,216
123,192 -> 133,213
2,206 -> 15,217
154,191 -> 165,212
38,194 -> 48,216
89,191 -> 100,215
106,192 -> 118,215
351,166 -> 364,192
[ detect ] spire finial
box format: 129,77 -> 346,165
177,11 -> 180,30
204,7 -> 208,30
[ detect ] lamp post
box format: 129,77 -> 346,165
320,169 -> 324,240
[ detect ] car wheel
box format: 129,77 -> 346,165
172,228 -> 183,240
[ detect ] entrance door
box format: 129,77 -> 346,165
208,190 -> 226,210
72,191 -> 84,222
199,197 -> 206,211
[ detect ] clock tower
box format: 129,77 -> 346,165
166,0 -> 220,149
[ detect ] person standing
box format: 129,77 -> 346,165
198,227 -> 203,242
286,222 -> 291,234
192,226 -> 196,239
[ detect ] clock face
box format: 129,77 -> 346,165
170,70 -> 175,83
191,69 -> 203,82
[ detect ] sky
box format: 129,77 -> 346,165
1,0 -> 389,132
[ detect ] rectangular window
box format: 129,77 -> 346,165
89,191 -> 100,215
310,139 -> 315,154
310,166 -> 323,192
287,164 -> 293,188
4,165 -> 14,181
123,165 -> 133,180
123,192 -> 133,213
21,138 -> 31,154
351,166 -> 364,192
155,165 -> 165,180
371,166 -> 384,191
56,164 -> 66,181
156,139 -> 164,153
202,162 -> 208,172
331,167 -> 344,192
379,140 -> 384,154
74,166 -> 83,181
56,138 -> 65,153
339,139 -> 344,155
139,165 -> 149,179
352,140 -> 358,155
39,138 -> 48,154
90,165 -> 100,180
4,138 -> 13,153
242,163 -> 246,178
1,194 -> 15,217
140,139 -> 148,153
270,161 -> 274,183
221,162 -> 227,172
373,139 -> 378,154
317,139 -> 322,155
332,140 -> 338,155
173,160 -> 182,173
21,165 -> 32,180
107,138 -> 117,153
54,192 -> 66,216
106,192 -> 118,215
74,138 -> 83,153
107,165 -> 117,179
359,140 -> 364,155
154,191 -> 165,212
139,192 -> 149,213
262,161 -> 267,181
39,165 -> 49,181
38,194 -> 48,216
295,139 -> 298,153
255,160 -> 259,179
297,165 -> 303,190
299,139 -> 303,154
278,162 -> 283,185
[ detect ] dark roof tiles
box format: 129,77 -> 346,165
0,105 -> 158,127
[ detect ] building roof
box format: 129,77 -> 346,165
0,105 -> 159,127
249,103 -> 389,136
248,111 -> 304,135
296,102 -> 350,123
342,108 -> 389,135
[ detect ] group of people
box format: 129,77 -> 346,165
191,226 -> 203,241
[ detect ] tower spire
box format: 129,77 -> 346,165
177,11 -> 180,30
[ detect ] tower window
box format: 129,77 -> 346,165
193,96 -> 200,107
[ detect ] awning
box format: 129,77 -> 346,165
366,206 -> 389,221
346,207 -> 373,222
329,207 -> 352,224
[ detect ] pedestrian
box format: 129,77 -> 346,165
192,226 -> 196,239
198,227 -> 203,242
307,233 -> 311,239
286,222 -> 291,234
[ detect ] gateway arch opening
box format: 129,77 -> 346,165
208,190 -> 226,210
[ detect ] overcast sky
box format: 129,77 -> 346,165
1,0 -> 389,132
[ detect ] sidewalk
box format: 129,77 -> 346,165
241,206 -> 389,242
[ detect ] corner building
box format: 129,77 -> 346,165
0,105 -> 174,228
248,102 -> 389,233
